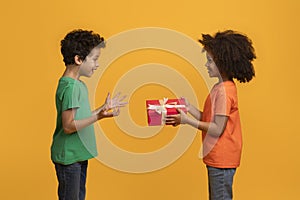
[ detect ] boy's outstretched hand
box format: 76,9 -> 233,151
105,92 -> 128,110
95,92 -> 128,119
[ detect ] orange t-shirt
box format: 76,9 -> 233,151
201,81 -> 242,168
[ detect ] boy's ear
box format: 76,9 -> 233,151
74,55 -> 83,65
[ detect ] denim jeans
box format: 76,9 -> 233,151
207,166 -> 236,200
54,160 -> 88,200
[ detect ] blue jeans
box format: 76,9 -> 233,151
54,161 -> 88,200
207,166 -> 236,200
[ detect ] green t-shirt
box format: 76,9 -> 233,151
51,77 -> 98,165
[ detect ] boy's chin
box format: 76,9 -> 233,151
86,72 -> 94,77
80,74 -> 93,78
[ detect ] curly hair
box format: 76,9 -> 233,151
60,29 -> 105,66
199,30 -> 256,83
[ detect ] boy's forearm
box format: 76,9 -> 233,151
64,115 -> 98,134
62,108 -> 102,134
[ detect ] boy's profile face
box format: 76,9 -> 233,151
79,46 -> 101,77
205,51 -> 219,78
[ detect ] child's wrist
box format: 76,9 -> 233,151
95,113 -> 101,121
186,104 -> 191,112
95,111 -> 105,121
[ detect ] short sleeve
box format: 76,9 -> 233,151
214,87 -> 231,116
61,84 -> 80,111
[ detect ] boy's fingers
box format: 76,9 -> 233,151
111,101 -> 128,108
107,92 -> 111,100
118,102 -> 128,107
113,108 -> 120,116
112,92 -> 121,99
106,92 -> 111,104
118,95 -> 127,101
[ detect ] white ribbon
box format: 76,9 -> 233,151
147,98 -> 185,115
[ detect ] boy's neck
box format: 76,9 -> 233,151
62,65 -> 80,80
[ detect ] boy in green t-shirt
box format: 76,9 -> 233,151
51,29 -> 127,200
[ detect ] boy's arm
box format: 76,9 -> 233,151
62,109 -> 98,134
62,107 -> 118,134
62,92 -> 127,134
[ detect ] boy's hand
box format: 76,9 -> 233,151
165,108 -> 188,126
97,107 -> 120,119
105,92 -> 128,110
94,92 -> 128,120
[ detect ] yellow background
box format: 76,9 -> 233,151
1,0 -> 299,199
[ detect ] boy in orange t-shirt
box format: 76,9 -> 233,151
166,30 -> 256,200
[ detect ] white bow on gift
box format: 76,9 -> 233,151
147,98 -> 186,115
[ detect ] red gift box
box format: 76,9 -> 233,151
146,98 -> 187,126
